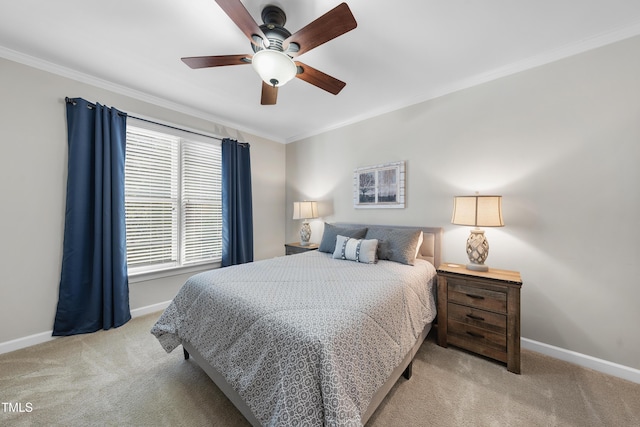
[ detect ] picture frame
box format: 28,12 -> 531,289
353,161 -> 405,209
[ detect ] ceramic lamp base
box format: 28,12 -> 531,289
466,228 -> 489,271
299,222 -> 311,245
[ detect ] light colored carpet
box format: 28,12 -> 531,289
1,312 -> 638,426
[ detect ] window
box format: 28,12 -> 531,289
124,124 -> 222,276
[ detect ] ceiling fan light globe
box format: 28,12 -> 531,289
252,50 -> 297,87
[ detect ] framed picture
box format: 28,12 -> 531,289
353,161 -> 405,209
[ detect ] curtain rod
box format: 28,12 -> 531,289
65,97 -> 248,146
65,96 -> 127,117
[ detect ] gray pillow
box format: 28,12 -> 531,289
332,235 -> 378,264
364,228 -> 422,265
318,223 -> 368,253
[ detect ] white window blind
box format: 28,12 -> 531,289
181,140 -> 222,264
124,125 -> 222,275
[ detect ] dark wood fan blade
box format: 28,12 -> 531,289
283,3 -> 357,57
261,82 -> 278,105
215,0 -> 268,47
295,62 -> 346,95
182,55 -> 251,69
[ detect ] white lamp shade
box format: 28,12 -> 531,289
293,201 -> 319,220
252,50 -> 297,87
451,195 -> 504,227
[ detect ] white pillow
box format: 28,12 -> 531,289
332,235 -> 378,264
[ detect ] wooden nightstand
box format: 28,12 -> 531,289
436,263 -> 523,374
284,242 -> 319,255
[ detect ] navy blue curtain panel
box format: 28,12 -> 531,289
53,98 -> 131,336
222,139 -> 254,267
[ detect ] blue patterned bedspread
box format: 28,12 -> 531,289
151,251 -> 436,426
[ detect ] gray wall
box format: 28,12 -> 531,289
286,36 -> 640,369
0,58 -> 286,344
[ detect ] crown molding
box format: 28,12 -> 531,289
0,46 -> 286,144
285,21 -> 640,143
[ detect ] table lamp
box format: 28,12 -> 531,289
451,195 -> 504,271
293,201 -> 319,246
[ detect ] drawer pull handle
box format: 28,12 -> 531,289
467,331 -> 485,339
466,293 -> 485,300
466,313 -> 485,321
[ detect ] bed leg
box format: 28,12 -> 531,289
183,347 -> 190,360
403,361 -> 413,380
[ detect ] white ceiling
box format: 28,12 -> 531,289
2,1 -> 640,143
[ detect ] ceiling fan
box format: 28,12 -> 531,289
182,0 -> 357,105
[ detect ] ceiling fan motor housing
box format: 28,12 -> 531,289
252,5 -> 292,53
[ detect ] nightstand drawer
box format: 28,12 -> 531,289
448,319 -> 507,359
447,302 -> 506,335
448,279 -> 507,313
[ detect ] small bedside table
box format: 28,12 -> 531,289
436,263 -> 523,374
284,242 -> 319,255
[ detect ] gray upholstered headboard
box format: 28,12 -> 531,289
334,223 -> 443,268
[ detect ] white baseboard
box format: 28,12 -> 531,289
130,300 -> 171,318
0,301 -> 171,356
0,331 -> 58,355
522,338 -> 640,384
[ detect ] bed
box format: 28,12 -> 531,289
151,223 -> 442,426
